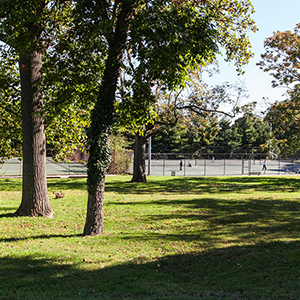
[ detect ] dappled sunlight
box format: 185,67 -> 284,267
105,176 -> 300,195
2,176 -> 300,299
1,240 -> 300,299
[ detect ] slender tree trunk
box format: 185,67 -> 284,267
83,0 -> 134,236
15,51 -> 53,218
131,132 -> 147,183
84,63 -> 115,235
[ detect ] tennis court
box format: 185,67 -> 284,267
1,156 -> 299,177
0,157 -> 87,177
146,158 -> 300,176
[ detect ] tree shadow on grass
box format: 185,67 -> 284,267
0,178 -> 22,191
0,212 -> 17,218
1,176 -> 300,194
1,241 -> 300,300
105,176 -> 300,195
0,233 -> 82,243
109,195 -> 300,246
47,178 -> 87,191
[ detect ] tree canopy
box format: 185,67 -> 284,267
259,23 -> 300,157
265,98 -> 300,157
258,23 -> 300,90
0,0 -> 257,234
0,0 -> 102,217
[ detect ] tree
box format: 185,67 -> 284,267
116,0 -> 220,182
258,23 -> 300,91
233,113 -> 270,150
81,0 -> 257,235
0,1 -> 99,217
130,76 -> 249,180
115,0 -> 257,183
258,23 -> 300,156
265,98 -> 300,156
0,45 -> 22,163
215,105 -> 271,155
83,0 -> 135,235
0,0 -> 58,217
215,117 -> 242,154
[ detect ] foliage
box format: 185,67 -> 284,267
116,0 -> 218,133
265,97 -> 300,156
108,133 -> 132,174
215,117 -> 242,153
152,108 -> 271,155
0,1 -> 103,162
152,79 -> 255,154
234,113 -> 270,149
152,110 -> 219,153
258,24 -> 300,156
0,44 -> 21,162
215,112 -> 271,154
258,23 -> 300,90
116,0 -> 257,133
212,0 -> 257,70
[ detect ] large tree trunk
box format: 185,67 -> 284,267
131,132 -> 147,183
83,0 -> 134,236
15,51 -> 53,218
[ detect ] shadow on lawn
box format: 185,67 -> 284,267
0,178 -> 88,192
105,176 -> 300,195
1,176 -> 300,194
1,241 -> 300,300
121,198 -> 300,247
0,233 -> 82,243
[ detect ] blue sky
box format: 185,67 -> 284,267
203,0 -> 300,114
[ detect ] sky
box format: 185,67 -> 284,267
203,0 -> 300,114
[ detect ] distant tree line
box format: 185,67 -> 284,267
148,110 -> 270,156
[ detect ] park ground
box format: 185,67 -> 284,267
1,175 -> 300,299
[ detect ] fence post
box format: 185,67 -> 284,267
241,159 -> 243,175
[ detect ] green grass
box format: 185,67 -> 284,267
1,175 -> 300,299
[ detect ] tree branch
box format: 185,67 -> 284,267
180,104 -> 236,118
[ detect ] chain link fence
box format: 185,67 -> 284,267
0,157 -> 87,177
145,153 -> 300,176
1,153 -> 300,177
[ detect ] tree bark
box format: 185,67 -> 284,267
84,179 -> 105,235
131,132 -> 147,183
83,0 -> 135,236
15,51 -> 53,218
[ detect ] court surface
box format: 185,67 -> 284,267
0,157 -> 87,177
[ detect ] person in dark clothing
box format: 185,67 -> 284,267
262,160 -> 267,171
179,160 -> 183,171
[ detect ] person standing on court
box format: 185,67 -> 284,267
262,160 -> 267,171
179,160 -> 183,171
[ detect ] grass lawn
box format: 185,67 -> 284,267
1,175 -> 300,299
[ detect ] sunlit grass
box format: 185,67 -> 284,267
1,175 -> 300,299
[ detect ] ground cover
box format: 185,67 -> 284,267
1,176 -> 300,299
